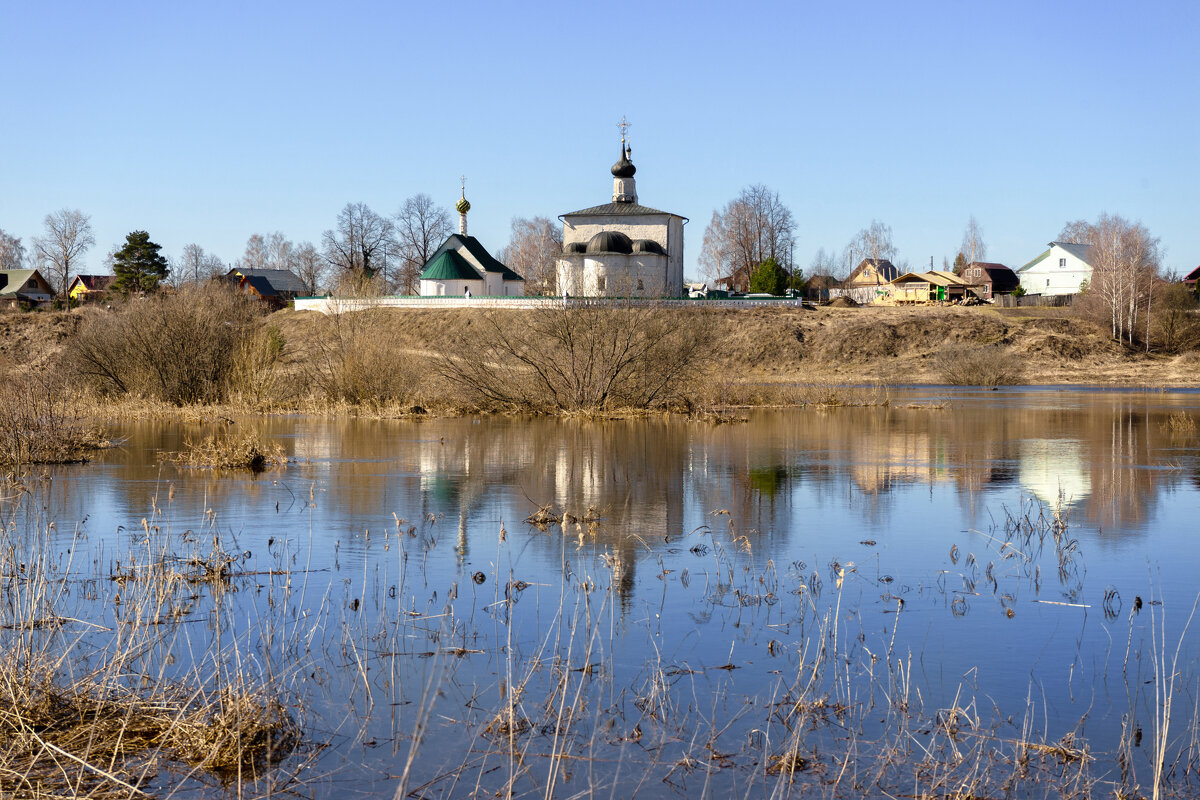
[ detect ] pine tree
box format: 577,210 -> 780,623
112,231 -> 169,293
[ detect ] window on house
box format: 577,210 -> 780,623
1059,258 -> 1066,267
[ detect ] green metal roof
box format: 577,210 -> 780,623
429,235 -> 524,281
419,250 -> 482,282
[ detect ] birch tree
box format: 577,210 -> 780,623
1087,213 -> 1160,345
843,220 -> 897,276
322,202 -> 397,286
500,216 -> 562,295
0,228 -> 25,269
175,243 -> 224,286
699,185 -> 797,285
32,209 -> 95,295
394,194 -> 451,294
960,216 -> 987,266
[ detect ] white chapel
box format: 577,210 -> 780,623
556,124 -> 687,297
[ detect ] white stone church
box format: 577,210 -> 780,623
556,133 -> 687,297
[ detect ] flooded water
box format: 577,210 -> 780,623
12,387 -> 1200,797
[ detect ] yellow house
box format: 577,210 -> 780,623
68,274 -> 116,302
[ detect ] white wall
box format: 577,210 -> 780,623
419,278 -> 484,297
1019,245 -> 1092,296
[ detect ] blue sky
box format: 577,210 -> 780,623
2,0 -> 1197,278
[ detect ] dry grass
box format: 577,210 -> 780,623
0,373 -> 109,469
933,343 -> 1027,386
167,430 -> 286,471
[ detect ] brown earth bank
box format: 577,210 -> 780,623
2,303 -> 1198,423
261,304 -> 1200,388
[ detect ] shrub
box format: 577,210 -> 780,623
933,343 -> 1026,386
67,285 -> 263,404
437,304 -> 717,412
304,308 -> 420,407
0,373 -> 106,468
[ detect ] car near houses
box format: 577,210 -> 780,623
0,269 -> 55,309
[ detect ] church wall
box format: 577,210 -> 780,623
419,278 -> 485,297
562,216 -> 673,249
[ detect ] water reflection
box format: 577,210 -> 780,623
46,390 -> 1200,558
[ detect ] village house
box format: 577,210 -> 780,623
1017,242 -> 1094,296
887,270 -> 972,304
1183,265 -> 1200,292
418,189 -> 525,297
960,262 -> 1019,300
0,269 -> 54,308
224,267 -> 308,302
67,274 -> 116,304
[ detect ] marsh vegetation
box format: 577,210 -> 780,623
5,394 -> 1200,797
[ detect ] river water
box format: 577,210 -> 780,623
15,387 -> 1200,797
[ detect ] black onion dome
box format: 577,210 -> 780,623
611,143 -> 636,178
586,231 -> 633,254
564,242 -> 587,254
631,239 -> 665,255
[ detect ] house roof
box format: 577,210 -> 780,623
71,274 -> 116,291
1182,265 -> 1200,283
561,202 -> 686,221
965,262 -> 1020,292
0,269 -> 49,297
891,271 -> 970,288
241,275 -> 280,297
847,259 -> 899,284
226,267 -> 307,294
1018,242 -> 1095,273
420,250 -> 484,282
430,235 -> 524,281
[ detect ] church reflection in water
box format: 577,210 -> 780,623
41,391 -> 1200,608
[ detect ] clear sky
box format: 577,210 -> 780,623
2,0 -> 1197,279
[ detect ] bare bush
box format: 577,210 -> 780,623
67,284 -> 263,404
933,343 -> 1026,386
0,374 -> 105,468
437,304 -> 717,412
305,307 -> 421,407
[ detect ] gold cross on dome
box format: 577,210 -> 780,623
617,116 -> 630,144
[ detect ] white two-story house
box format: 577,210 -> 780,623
1016,242 -> 1094,296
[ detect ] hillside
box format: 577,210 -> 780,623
265,304 -> 1199,388
3,305 -> 1197,400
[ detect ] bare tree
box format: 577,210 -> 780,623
32,209 -> 95,295
1057,219 -> 1094,244
0,228 -> 26,269
699,185 -> 797,285
499,216 -> 562,295
265,231 -> 295,271
394,194 -> 452,294
293,242 -> 327,295
322,202 -> 397,287
843,220 -> 897,276
1086,213 -> 1160,345
239,233 -> 270,270
174,243 -> 225,286
960,216 -> 987,266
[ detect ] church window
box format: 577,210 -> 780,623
636,278 -> 644,291
597,276 -> 606,292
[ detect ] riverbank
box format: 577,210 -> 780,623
2,303 -> 1197,425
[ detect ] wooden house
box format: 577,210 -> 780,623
224,267 -> 307,300
846,258 -> 900,287
1183,265 -> 1200,291
68,274 -> 116,303
888,270 -> 972,303
0,269 -> 54,308
960,262 -> 1019,300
